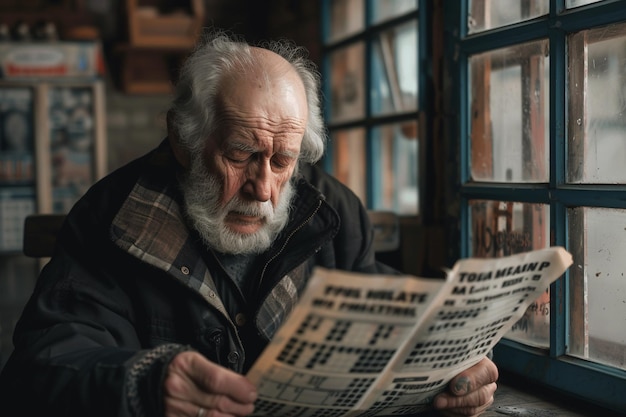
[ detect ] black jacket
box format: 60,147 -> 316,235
0,140 -> 395,417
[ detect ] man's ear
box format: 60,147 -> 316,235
167,110 -> 190,168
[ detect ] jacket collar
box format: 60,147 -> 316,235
109,141 -> 339,343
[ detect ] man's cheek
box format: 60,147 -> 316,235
272,179 -> 291,206
221,174 -> 246,203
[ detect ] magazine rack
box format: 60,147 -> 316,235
0,41 -> 106,253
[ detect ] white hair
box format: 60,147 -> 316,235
170,30 -> 326,165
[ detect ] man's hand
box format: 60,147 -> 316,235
163,351 -> 257,417
433,357 -> 498,417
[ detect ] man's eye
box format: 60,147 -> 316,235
226,152 -> 252,163
272,157 -> 292,169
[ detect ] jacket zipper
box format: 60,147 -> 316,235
257,198 -> 323,291
203,198 -> 322,369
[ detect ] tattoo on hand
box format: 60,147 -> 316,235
454,377 -> 471,395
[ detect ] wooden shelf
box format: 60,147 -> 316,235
116,0 -> 204,94
126,0 -> 204,49
115,44 -> 188,94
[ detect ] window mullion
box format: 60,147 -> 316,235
365,0 -> 374,208
549,3 -> 568,357
550,202 -> 568,357
549,15 -> 566,188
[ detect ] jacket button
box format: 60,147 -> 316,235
181,266 -> 190,275
227,351 -> 240,364
204,329 -> 222,346
235,313 -> 246,326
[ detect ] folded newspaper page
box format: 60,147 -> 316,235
247,247 -> 573,417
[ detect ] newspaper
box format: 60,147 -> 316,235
246,247 -> 573,417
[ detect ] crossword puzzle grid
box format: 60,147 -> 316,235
254,370 -> 443,417
296,314 -> 412,348
278,338 -> 397,373
253,399 -> 428,417
255,370 -> 374,411
274,313 -> 409,373
254,312 -> 409,416
253,401 -> 342,417
347,377 -> 446,417
402,318 -> 504,371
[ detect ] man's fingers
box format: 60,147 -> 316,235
433,358 -> 498,416
164,352 -> 257,417
200,393 -> 256,416
189,355 -> 258,404
435,382 -> 497,411
163,397 -> 202,417
169,351 -> 257,405
450,358 -> 498,396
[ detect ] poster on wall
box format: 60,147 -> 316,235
0,87 -> 34,185
48,86 -> 95,213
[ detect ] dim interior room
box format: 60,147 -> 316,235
0,1 -> 625,416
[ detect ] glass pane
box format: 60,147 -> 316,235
468,0 -> 549,34
49,86 -> 95,213
371,20 -> 418,116
329,43 -> 366,123
327,0 -> 364,42
331,128 -> 366,204
568,22 -> 626,184
569,207 -> 626,370
371,122 -> 419,214
469,200 -> 550,347
469,40 -> 549,183
370,0 -> 417,24
566,0 -> 604,8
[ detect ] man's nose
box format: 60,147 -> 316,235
244,161 -> 272,202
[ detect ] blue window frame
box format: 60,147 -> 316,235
320,0 -> 426,215
323,0 -> 626,411
444,0 -> 626,412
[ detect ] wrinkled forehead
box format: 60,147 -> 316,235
215,49 -> 308,125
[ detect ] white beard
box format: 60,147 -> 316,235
180,155 -> 294,254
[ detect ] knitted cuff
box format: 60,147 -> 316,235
126,343 -> 190,417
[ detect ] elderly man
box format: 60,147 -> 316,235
0,32 -> 497,417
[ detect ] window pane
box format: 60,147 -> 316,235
327,0 -> 364,42
371,122 -> 418,214
369,0 -> 417,24
469,200 -> 550,346
569,207 -> 626,370
371,20 -> 418,116
331,128 -> 366,204
468,0 -> 549,34
568,22 -> 626,184
328,43 -> 365,123
469,40 -> 549,183
566,0 -> 605,8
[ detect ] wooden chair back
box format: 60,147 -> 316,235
23,214 -> 65,258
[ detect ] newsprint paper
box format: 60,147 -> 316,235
247,247 -> 573,417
